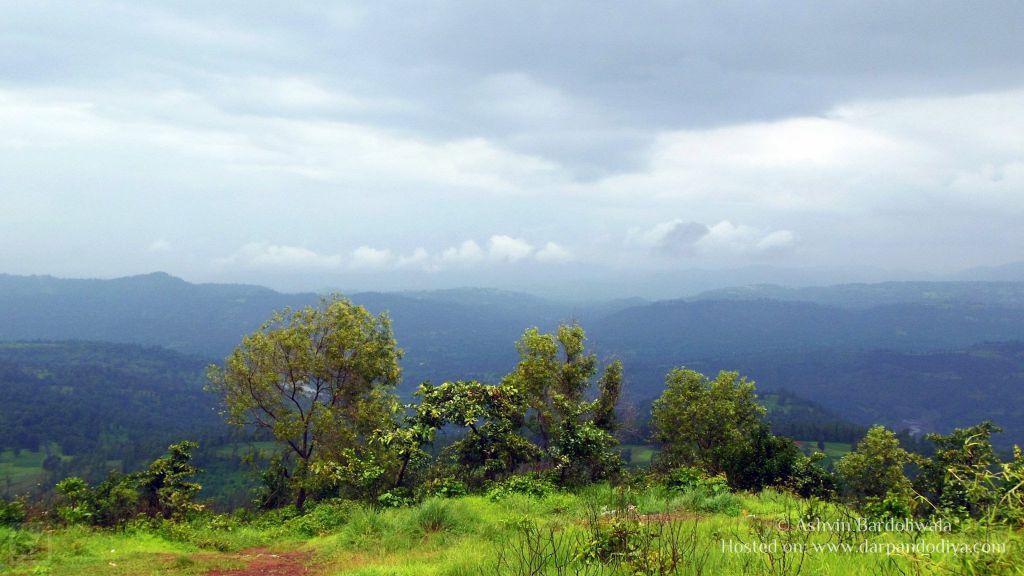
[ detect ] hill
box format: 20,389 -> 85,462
0,341 -> 246,497
690,281 -> 1024,309
620,342 -> 1024,445
4,273 -> 1024,444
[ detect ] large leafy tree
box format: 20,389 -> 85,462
502,324 -> 623,485
207,296 -> 403,509
651,369 -> 766,474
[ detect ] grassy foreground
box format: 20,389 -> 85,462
3,485 -> 1022,576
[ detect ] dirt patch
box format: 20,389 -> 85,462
204,548 -> 315,576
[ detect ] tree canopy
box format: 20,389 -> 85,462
207,296 -> 403,509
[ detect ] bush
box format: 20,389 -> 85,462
288,500 -> 358,536
52,442 -> 203,527
1,526 -> 38,565
376,488 -> 414,509
55,476 -> 97,525
418,477 -> 468,499
862,490 -> 916,522
720,426 -> 804,491
487,474 -> 556,501
786,452 -> 836,499
0,498 -> 26,527
664,466 -> 730,496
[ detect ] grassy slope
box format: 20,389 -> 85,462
3,487 -> 1022,575
0,451 -> 51,496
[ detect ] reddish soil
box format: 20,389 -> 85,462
204,548 -> 315,576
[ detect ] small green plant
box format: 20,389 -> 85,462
376,488 -> 414,508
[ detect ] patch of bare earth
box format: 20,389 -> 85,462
204,547 -> 315,576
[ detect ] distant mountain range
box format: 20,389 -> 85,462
2,272 -> 1024,443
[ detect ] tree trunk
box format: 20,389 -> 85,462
395,452 -> 411,488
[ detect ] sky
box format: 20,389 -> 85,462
1,1 -> 1023,296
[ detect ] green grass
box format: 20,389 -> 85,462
3,487 -> 1023,575
0,450 -> 49,496
795,440 -> 853,467
620,444 -> 657,467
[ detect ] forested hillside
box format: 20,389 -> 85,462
2,273 -> 1024,446
0,342 -> 226,493
685,343 -> 1024,443
0,342 -> 219,455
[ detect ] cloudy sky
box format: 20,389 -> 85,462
2,1 -> 1022,295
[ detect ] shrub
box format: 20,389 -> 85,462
786,452 -> 836,499
55,476 -> 97,525
53,442 -> 204,527
720,425 -> 804,491
418,477 -> 468,499
288,500 -> 357,536
1,526 -> 38,566
0,498 -> 26,527
487,474 -> 556,501
915,421 -> 1001,522
136,441 -> 203,519
376,488 -> 414,509
863,490 -> 916,522
664,466 -> 730,496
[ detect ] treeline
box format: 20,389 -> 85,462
3,297 -> 1024,531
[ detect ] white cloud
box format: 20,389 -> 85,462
349,246 -> 393,269
214,243 -> 343,270
627,219 -> 709,255
488,235 -> 534,262
535,242 -> 573,263
756,230 -> 797,252
0,87 -> 563,197
441,240 -> 485,264
631,219 -> 796,257
396,247 -> 435,270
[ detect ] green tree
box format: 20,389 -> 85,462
414,380 -> 540,486
136,441 -> 203,519
207,296 -> 403,509
650,369 -> 765,474
916,421 -> 1001,520
501,324 -> 622,485
998,445 -> 1024,526
593,359 -> 623,434
835,425 -> 918,516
